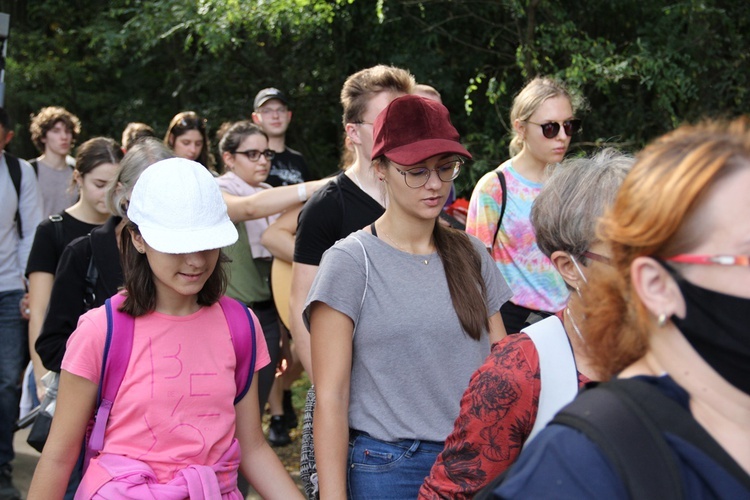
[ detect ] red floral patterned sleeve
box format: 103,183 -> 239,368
419,334 -> 589,499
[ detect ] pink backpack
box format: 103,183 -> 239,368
82,293 -> 257,473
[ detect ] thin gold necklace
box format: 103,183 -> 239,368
378,225 -> 433,265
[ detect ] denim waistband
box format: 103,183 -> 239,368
349,429 -> 445,452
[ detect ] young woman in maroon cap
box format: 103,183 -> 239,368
304,95 -> 511,499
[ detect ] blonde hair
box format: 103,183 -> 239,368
582,117 -> 750,378
509,77 -> 581,156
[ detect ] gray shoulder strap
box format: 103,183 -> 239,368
350,236 -> 369,337
522,315 -> 578,446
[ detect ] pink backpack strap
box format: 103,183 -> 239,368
218,296 -> 257,404
84,292 -> 134,472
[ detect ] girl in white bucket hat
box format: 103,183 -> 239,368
29,157 -> 302,499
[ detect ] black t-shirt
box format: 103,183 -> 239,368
25,211 -> 99,276
36,216 -> 123,372
265,146 -> 313,187
294,172 -> 385,266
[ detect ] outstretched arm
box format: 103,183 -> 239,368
223,179 -> 327,223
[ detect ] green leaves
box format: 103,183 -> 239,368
5,0 -> 749,185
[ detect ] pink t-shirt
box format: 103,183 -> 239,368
62,300 -> 270,483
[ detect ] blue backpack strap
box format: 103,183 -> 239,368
218,296 -> 257,404
83,293 -> 134,472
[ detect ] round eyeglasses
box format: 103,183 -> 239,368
393,158 -> 463,188
235,149 -> 275,161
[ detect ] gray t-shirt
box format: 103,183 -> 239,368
304,230 -> 512,442
36,159 -> 78,217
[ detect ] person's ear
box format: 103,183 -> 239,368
222,151 -> 235,170
550,250 -> 581,291
372,158 -> 387,180
345,122 -> 362,146
73,169 -> 83,187
631,256 -> 684,320
167,133 -> 175,148
130,230 -> 147,254
251,112 -> 261,125
513,118 -> 526,142
286,111 -> 293,122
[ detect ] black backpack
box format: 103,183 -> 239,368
476,378 -> 750,499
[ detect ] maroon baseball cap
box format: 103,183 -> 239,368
371,94 -> 472,166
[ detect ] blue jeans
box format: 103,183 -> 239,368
0,290 -> 27,466
347,430 -> 444,499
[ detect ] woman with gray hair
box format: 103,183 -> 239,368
419,148 -> 633,500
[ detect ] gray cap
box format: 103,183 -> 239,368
253,88 -> 288,109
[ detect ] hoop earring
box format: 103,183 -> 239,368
657,313 -> 667,327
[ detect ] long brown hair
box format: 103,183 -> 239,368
582,116 -> 750,378
164,111 -> 213,171
119,223 -> 229,317
433,221 -> 489,341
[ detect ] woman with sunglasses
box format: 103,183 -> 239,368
420,149 -> 633,499
306,95 -> 511,499
467,77 -> 584,334
164,111 -> 214,171
493,118 -> 750,499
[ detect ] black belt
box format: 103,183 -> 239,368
247,299 -> 274,311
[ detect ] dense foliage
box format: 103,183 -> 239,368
2,0 -> 748,196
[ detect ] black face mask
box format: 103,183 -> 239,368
665,265 -> 750,396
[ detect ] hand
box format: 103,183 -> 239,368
35,374 -> 48,402
277,341 -> 292,376
19,293 -> 30,320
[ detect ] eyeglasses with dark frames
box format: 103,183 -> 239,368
665,254 -> 750,267
393,158 -> 463,188
526,119 -> 582,139
235,149 -> 275,162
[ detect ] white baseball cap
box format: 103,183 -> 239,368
127,157 -> 238,254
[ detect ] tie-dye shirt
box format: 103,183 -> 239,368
466,160 -> 568,312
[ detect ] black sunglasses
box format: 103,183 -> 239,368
526,119 -> 582,139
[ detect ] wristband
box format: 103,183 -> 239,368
297,183 -> 307,202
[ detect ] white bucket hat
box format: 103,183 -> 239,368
127,157 -> 238,254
